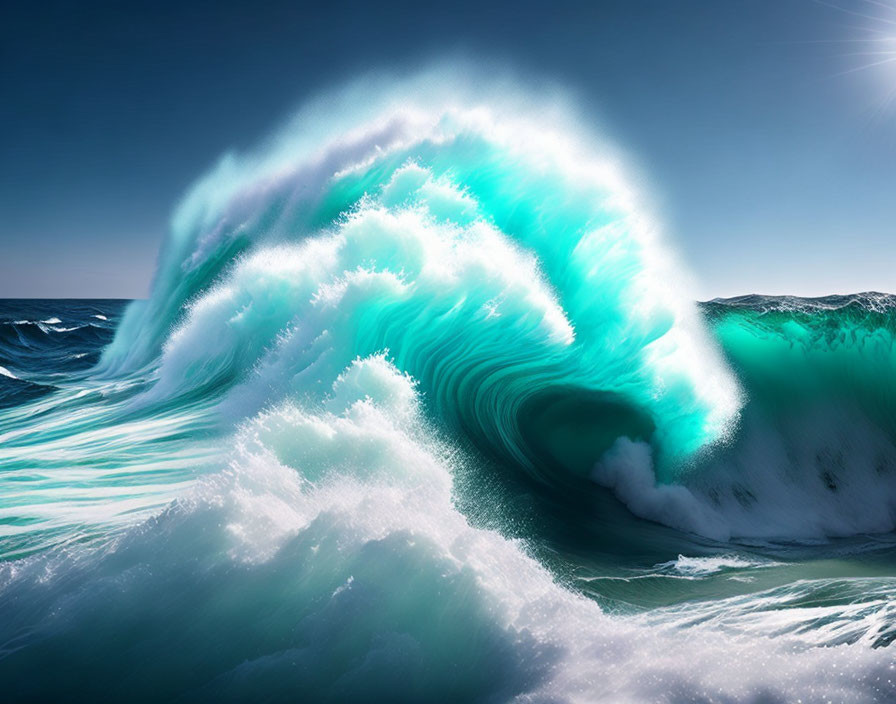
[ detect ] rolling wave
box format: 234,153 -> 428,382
99,75 -> 740,488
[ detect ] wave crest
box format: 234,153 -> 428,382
100,74 -> 741,489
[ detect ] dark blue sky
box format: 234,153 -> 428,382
2,0 -> 894,298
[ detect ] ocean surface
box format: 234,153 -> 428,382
2,76 -> 896,702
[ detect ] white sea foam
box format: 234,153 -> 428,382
593,416 -> 896,541
0,356 -> 892,702
656,553 -> 777,577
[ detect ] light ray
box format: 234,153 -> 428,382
807,0 -> 896,116
831,55 -> 896,77
856,0 -> 896,13
810,0 -> 896,26
835,50 -> 896,56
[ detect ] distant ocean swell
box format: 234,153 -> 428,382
1,73 -> 895,702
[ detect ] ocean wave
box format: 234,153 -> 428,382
0,70 -> 894,702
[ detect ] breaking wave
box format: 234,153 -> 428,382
1,69 -> 895,702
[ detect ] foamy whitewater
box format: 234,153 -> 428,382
1,71 -> 895,702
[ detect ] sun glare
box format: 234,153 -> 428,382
817,0 -> 896,117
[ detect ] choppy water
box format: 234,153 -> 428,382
2,72 -> 895,703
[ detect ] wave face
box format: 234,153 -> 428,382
698,294 -> 896,536
1,73 -> 895,702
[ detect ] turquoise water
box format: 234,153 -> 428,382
1,75 -> 895,702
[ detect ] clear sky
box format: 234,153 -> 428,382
2,0 -> 895,299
